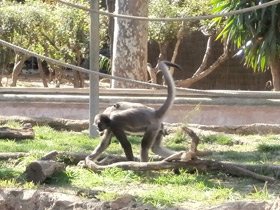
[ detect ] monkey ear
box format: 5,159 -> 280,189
114,103 -> 120,109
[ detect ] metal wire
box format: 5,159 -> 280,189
1,38 -> 280,99
1,1 -> 280,98
55,0 -> 280,22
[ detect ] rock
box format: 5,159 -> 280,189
0,188 -> 279,210
206,200 -> 271,210
0,188 -> 102,210
110,194 -> 135,210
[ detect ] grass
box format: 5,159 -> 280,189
257,144 -> 280,153
0,121 -> 279,209
201,134 -> 234,145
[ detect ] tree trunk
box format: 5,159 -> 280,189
269,58 -> 280,91
72,50 -> 85,88
147,63 -> 157,84
106,0 -> 115,58
156,42 -> 169,85
111,0 -> 148,88
169,22 -> 186,76
0,64 -> 4,87
10,54 -> 29,87
37,59 -> 48,87
73,71 -> 84,88
158,42 -> 168,62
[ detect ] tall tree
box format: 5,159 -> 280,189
111,0 -> 148,88
212,0 -> 280,90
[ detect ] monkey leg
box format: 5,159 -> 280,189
151,132 -> 175,158
111,128 -> 134,161
140,127 -> 160,162
87,129 -> 113,161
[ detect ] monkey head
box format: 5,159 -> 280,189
113,103 -> 121,108
94,114 -> 111,132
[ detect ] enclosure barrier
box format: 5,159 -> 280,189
1,38 -> 280,99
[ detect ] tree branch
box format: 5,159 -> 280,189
193,36 -> 214,77
175,37 -> 230,88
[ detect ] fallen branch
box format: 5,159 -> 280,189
25,151 -> 65,183
85,158 -> 276,183
231,162 -> 280,178
0,152 -> 26,160
163,126 -> 212,162
4,151 -> 278,182
0,116 -> 88,132
84,126 -> 276,183
0,125 -> 34,140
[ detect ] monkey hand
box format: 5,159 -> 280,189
85,155 -> 99,169
77,160 -> 86,168
180,151 -> 194,162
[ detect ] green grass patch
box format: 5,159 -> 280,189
245,183 -> 270,200
202,134 -> 233,145
0,123 -> 279,208
0,126 -> 95,153
257,144 -> 280,153
1,121 -> 23,129
97,192 -> 119,201
140,182 -> 234,208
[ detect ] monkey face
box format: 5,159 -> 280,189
94,114 -> 110,132
96,121 -> 107,132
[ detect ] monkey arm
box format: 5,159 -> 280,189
87,129 -> 113,161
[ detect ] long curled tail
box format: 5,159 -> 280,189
155,61 -> 182,119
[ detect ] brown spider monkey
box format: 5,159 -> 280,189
87,61 -> 182,162
98,101 -> 166,141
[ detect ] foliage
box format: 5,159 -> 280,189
0,0 -> 110,76
148,0 -> 211,43
47,2 -> 89,65
0,1 -> 54,57
211,0 -> 280,72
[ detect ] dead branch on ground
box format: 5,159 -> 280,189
85,158 -> 275,183
84,126 -> 276,183
0,124 -> 34,140
0,152 -> 26,160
